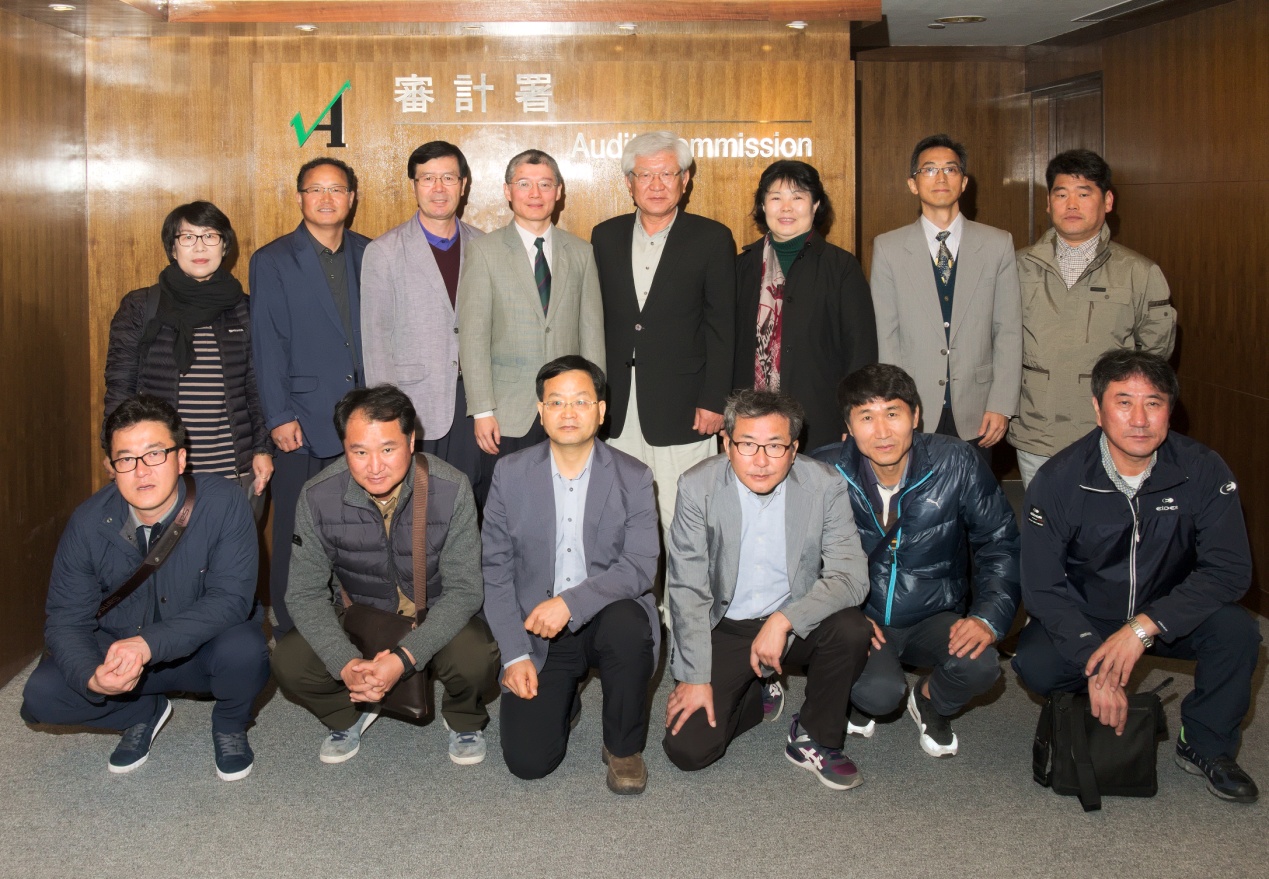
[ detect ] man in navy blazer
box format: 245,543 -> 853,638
482,356 -> 660,794
250,157 -> 371,634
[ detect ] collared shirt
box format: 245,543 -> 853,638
1099,432 -> 1156,499
513,221 -> 554,275
858,454 -> 911,530
305,227 -> 354,345
631,208 -> 677,310
124,490 -> 182,622
1054,233 -> 1102,289
366,481 -> 417,615
726,477 -> 790,621
920,212 -> 964,262
552,447 -> 593,596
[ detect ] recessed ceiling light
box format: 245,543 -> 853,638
48,3 -> 75,10
295,24 -> 317,31
462,24 -> 483,31
927,22 -> 947,29
935,15 -> 987,24
617,22 -> 637,32
786,20 -> 808,30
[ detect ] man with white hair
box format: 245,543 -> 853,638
591,131 -> 737,540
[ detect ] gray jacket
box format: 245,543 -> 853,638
287,453 -> 483,678
1009,225 -> 1176,456
665,454 -> 869,685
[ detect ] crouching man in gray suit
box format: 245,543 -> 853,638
483,356 -> 660,794
663,389 -> 873,790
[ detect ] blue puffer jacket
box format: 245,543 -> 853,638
813,432 -> 1020,636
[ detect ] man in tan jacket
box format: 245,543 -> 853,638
1009,149 -> 1176,486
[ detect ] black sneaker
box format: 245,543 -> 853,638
213,731 -> 255,781
1175,737 -> 1258,803
907,677 -> 957,757
109,696 -> 172,774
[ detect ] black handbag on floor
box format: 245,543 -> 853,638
340,455 -> 434,722
1032,677 -> 1172,812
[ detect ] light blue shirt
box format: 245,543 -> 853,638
552,447 -> 593,596
725,476 -> 790,620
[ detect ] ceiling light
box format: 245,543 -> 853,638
48,3 -> 75,10
786,20 -> 808,30
927,23 -> 947,29
295,24 -> 317,31
617,22 -> 637,32
462,24 -> 483,31
935,15 -> 987,24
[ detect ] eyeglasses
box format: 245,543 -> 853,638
914,166 -> 963,178
511,178 -> 558,191
729,438 -> 792,458
542,399 -> 601,411
299,185 -> 352,196
110,446 -> 178,473
414,173 -> 462,187
175,232 -> 223,247
629,170 -> 682,185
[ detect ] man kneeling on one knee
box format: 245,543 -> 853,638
483,357 -> 660,794
814,364 -> 1020,757
272,385 -> 500,766
663,389 -> 873,790
1012,350 -> 1260,803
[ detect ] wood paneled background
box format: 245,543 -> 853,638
0,8 -> 90,682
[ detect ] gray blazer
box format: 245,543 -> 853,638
361,216 -> 484,441
456,222 -> 606,438
481,439 -> 661,679
870,218 -> 1022,439
665,454 -> 868,685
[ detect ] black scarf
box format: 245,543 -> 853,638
140,263 -> 245,374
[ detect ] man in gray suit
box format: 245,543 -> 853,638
869,134 -> 1021,465
482,356 -> 660,794
362,141 -> 484,493
456,149 -> 605,505
662,389 -> 872,790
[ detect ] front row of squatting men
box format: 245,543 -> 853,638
23,347 -> 1259,803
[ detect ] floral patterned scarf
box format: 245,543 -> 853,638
754,233 -> 785,391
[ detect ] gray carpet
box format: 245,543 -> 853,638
4,627 -> 1267,879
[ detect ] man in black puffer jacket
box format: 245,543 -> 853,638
813,364 -> 1018,758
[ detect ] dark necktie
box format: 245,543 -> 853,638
935,230 -> 954,285
534,237 -> 551,315
137,521 -> 163,556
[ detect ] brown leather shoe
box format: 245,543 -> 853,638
602,745 -> 648,795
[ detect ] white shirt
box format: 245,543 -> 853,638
920,213 -> 964,262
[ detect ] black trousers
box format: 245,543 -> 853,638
421,375 -> 483,508
471,418 -> 547,509
500,599 -> 655,780
663,607 -> 871,772
268,449 -> 340,634
1011,604 -> 1261,759
936,406 -> 992,470
850,611 -> 1001,717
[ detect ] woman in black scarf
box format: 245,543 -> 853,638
104,201 -> 273,517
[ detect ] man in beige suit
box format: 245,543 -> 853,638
869,134 -> 1021,466
456,149 -> 605,504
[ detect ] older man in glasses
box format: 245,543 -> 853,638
662,389 -> 872,790
22,395 -> 269,781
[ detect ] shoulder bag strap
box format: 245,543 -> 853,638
96,473 -> 197,619
1032,697 -> 1055,787
412,453 -> 430,618
1070,700 -> 1102,812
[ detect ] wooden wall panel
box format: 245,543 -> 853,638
856,59 -> 1030,273
1029,0 -> 1269,596
0,9 -> 89,684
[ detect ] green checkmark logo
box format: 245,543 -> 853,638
291,80 -> 351,147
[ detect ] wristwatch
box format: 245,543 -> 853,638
1127,616 -> 1154,649
390,646 -> 417,681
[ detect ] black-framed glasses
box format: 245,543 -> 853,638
913,165 -> 963,178
175,232 -> 223,247
729,438 -> 792,458
110,446 -> 178,473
